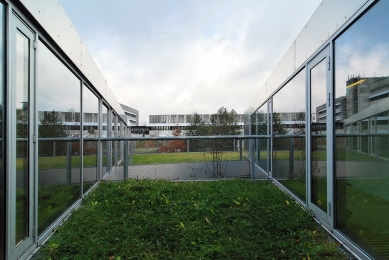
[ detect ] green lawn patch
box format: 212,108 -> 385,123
131,151 -> 242,165
38,179 -> 346,259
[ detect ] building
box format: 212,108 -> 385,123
0,1 -> 131,259
1,0 -> 388,259
245,1 -> 389,259
120,104 -> 139,127
148,113 -> 245,136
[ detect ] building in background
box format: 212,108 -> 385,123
148,113 -> 245,136
120,104 -> 139,126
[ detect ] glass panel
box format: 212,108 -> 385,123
310,58 -> 327,212
0,3 -> 4,258
83,85 -> 99,192
254,104 -> 268,172
335,1 -> 389,258
37,40 -> 80,235
15,30 -> 29,244
102,105 -> 109,175
272,69 -> 306,201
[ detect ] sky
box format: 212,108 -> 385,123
60,0 -> 322,125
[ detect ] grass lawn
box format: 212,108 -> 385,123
131,151 -> 242,165
15,149 -> 380,170
278,178 -> 389,258
38,179 -> 346,259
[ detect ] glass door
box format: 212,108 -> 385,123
307,46 -> 333,229
8,14 -> 36,258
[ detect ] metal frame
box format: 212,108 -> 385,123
306,45 -> 333,230
7,10 -> 36,259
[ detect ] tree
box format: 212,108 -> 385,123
39,110 -> 67,138
186,113 -> 209,152
206,107 -> 240,177
39,110 -> 68,156
186,107 -> 241,178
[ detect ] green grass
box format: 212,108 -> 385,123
279,177 -> 389,258
38,179 -> 346,259
15,149 -> 380,170
131,152 -> 241,165
16,184 -> 82,241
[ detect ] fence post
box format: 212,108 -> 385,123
66,141 -> 72,185
124,141 -> 128,180
375,136 -> 380,159
130,141 -> 133,166
187,140 -> 189,153
289,138 -> 294,179
239,139 -> 242,160
53,141 -> 56,157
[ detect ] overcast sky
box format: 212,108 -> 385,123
60,0 -> 321,125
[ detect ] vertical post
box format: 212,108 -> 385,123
239,139 -> 242,160
130,141 -> 133,165
53,141 -> 56,157
289,138 -> 294,179
375,136 -> 380,159
124,141 -> 128,180
250,139 -> 255,178
187,140 -> 189,153
66,141 -> 72,185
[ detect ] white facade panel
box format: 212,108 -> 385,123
20,0 -> 126,122
246,0 -> 369,115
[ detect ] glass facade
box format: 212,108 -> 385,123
0,3 -> 4,259
272,69 -> 306,201
83,85 -> 99,192
37,41 -> 81,235
249,1 -> 389,258
1,0 -> 388,259
335,1 -> 389,258
15,27 -> 30,245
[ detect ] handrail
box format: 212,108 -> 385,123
33,132 -> 389,142
37,135 -> 271,142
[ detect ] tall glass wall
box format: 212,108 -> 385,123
272,69 -> 306,201
15,25 -> 30,245
254,104 -> 268,172
310,59 -> 327,212
0,3 -> 4,259
102,105 -> 109,175
83,85 -> 99,193
37,40 -> 81,235
335,1 -> 389,258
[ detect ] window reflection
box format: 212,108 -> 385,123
335,1 -> 389,258
252,104 -> 268,174
83,85 -> 99,192
271,69 -> 306,202
0,4 -> 4,258
102,105 -> 109,175
15,29 -> 29,245
37,40 -> 81,235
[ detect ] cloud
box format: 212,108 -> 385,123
60,0 -> 322,124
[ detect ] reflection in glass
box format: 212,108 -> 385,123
310,59 -> 327,212
335,1 -> 389,258
0,3 -> 4,258
83,85 -> 99,192
37,41 -> 80,235
15,30 -> 29,244
253,105 -> 268,171
102,105 -> 109,175
272,69 -> 306,201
